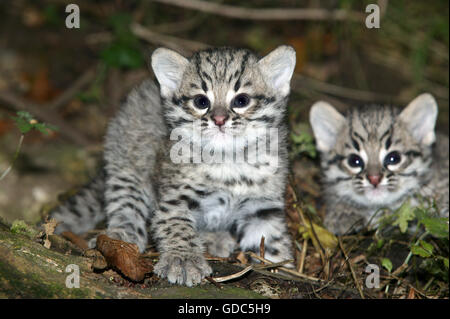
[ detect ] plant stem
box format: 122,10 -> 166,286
0,134 -> 24,181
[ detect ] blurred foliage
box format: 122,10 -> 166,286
100,13 -> 144,69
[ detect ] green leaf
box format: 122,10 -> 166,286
381,258 -> 393,273
392,201 -> 415,233
376,239 -> 385,249
10,111 -> 58,135
437,256 -> 449,269
101,42 -> 144,69
420,217 -> 449,238
411,244 -> 433,258
419,240 -> 434,254
11,117 -> 33,134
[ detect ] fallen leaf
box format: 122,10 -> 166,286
236,251 -> 248,265
42,218 -> 58,249
299,222 -> 338,251
96,234 -> 153,281
84,248 -> 108,270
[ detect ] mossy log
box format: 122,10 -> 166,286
0,219 -> 264,299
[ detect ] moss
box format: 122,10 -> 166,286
149,286 -> 266,299
10,220 -> 38,239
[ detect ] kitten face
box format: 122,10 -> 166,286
151,46 -> 296,152
310,94 -> 438,208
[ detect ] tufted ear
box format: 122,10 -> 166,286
398,93 -> 438,146
258,45 -> 296,96
309,101 -> 346,152
151,48 -> 189,98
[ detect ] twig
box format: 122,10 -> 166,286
130,22 -> 209,55
259,235 -> 265,260
298,239 -> 308,274
152,0 -> 365,22
0,134 -> 24,181
205,276 -> 222,288
338,238 -> 365,299
292,74 -> 403,104
248,251 -> 320,282
212,265 -> 254,283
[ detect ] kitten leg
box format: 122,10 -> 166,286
152,190 -> 212,287
102,167 -> 154,252
50,169 -> 106,235
235,205 -> 293,266
200,231 -> 237,258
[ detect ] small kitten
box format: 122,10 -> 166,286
309,94 -> 449,234
49,46 -> 297,286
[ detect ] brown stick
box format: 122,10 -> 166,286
248,251 -> 320,282
130,23 -> 209,55
152,0 -> 365,22
338,238 -> 365,299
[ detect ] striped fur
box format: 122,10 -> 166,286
49,46 -> 296,286
310,94 -> 449,235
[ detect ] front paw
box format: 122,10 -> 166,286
154,252 -> 212,287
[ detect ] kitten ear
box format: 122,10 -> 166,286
398,93 -> 438,146
309,101 -> 346,152
151,48 -> 189,97
258,45 -> 296,95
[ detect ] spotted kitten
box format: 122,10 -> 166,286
309,94 -> 449,235
50,46 -> 296,286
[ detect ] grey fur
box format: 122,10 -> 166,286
310,94 -> 449,235
50,46 -> 296,286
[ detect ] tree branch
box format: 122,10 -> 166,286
151,0 -> 365,22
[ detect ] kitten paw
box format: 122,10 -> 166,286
154,252 -> 212,287
201,231 -> 236,258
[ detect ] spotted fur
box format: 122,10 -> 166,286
49,46 -> 296,286
310,94 -> 449,234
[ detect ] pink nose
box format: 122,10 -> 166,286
213,115 -> 227,127
367,175 -> 382,187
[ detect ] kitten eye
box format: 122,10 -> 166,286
232,94 -> 250,108
193,95 -> 210,109
348,154 -> 364,169
384,151 -> 401,166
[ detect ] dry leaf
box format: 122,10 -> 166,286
299,222 -> 338,251
236,251 -> 248,264
42,218 -> 58,249
96,234 -> 153,282
84,249 -> 108,270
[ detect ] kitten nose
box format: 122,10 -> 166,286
367,175 -> 382,187
213,115 -> 228,127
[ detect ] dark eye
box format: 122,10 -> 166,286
348,154 -> 364,169
384,151 -> 401,166
193,95 -> 210,109
232,94 -> 250,108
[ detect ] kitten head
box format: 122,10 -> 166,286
310,94 -> 438,208
151,46 -> 295,147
